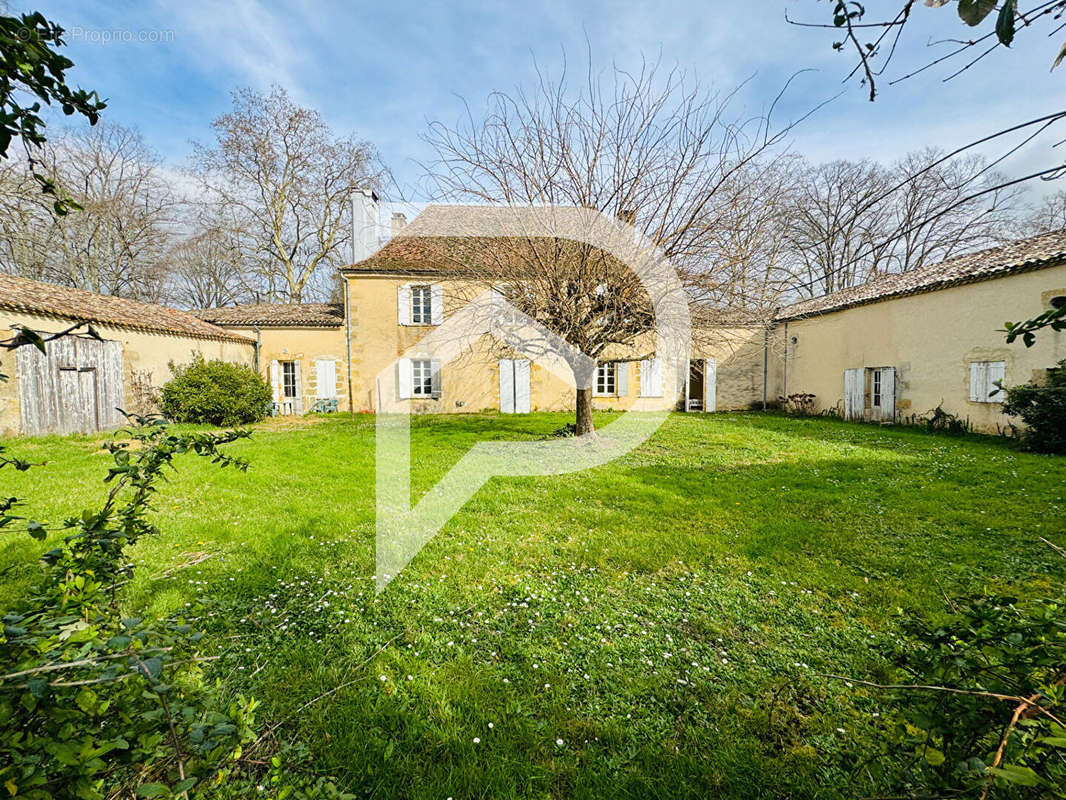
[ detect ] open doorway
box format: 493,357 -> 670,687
684,358 -> 717,412
687,360 -> 705,411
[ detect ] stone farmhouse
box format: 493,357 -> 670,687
1,200 -> 1063,436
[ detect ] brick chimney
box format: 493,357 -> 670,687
391,212 -> 408,238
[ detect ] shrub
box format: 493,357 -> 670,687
779,392 -> 817,415
0,416 -> 258,798
1001,359 -> 1066,453
161,355 -> 272,426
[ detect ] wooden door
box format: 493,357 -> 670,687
16,336 -> 123,435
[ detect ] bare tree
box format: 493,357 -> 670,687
167,218 -> 250,309
424,60 -> 794,434
782,158 -> 895,297
1023,189 -> 1066,234
0,123 -> 176,301
779,149 -> 1019,298
885,149 -> 1019,273
191,86 -> 382,302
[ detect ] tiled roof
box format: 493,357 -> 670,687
0,274 -> 252,343
194,303 -> 344,327
776,229 -> 1066,320
343,204 -> 634,278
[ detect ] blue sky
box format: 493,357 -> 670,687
21,0 -> 1066,212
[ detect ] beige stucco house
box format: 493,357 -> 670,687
3,201 -> 1064,437
0,274 -> 254,436
772,231 -> 1066,432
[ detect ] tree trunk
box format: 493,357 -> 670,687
575,386 -> 594,436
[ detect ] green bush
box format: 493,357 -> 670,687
161,356 -> 271,426
1001,359 -> 1066,454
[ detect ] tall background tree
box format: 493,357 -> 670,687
191,86 -> 383,303
0,123 -> 176,301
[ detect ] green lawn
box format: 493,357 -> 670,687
3,412 -> 1064,798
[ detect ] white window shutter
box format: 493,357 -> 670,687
880,366 -> 895,420
397,357 -> 412,399
269,360 -> 280,403
315,359 -> 337,399
969,362 -> 986,402
515,358 -> 530,413
397,284 -> 411,326
499,359 -> 514,413
988,361 -> 1006,401
430,358 -> 442,399
616,362 -> 628,396
844,368 -> 863,420
431,284 -> 443,325
704,359 -> 717,412
651,357 -> 663,397
639,359 -> 651,397
293,361 -> 303,413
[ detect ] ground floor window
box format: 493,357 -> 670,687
969,361 -> 1006,403
595,362 -> 616,396
412,359 -> 434,397
281,361 -> 297,399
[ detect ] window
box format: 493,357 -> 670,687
969,361 -> 1006,403
871,369 -> 882,408
411,359 -> 434,397
595,362 -> 616,396
281,361 -> 297,399
411,285 -> 432,324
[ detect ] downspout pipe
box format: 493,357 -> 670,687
344,276 -> 354,417
253,326 -> 261,373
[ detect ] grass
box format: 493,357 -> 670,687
2,412 -> 1064,798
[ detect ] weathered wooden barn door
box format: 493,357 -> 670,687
843,368 -> 864,421
16,336 -> 124,435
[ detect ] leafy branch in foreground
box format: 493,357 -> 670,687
0,415 -> 258,799
0,11 -> 106,214
1003,305 -> 1066,348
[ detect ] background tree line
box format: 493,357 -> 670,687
0,80 -> 1063,311
0,84 -> 383,308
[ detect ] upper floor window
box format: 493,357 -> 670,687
411,285 -> 432,324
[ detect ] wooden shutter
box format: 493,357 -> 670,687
316,359 -> 337,399
431,284 -> 443,325
879,367 -> 896,421
397,284 -> 411,325
987,361 -> 1006,402
616,362 -> 628,397
499,359 -> 514,413
515,359 -> 530,413
430,358 -> 442,399
269,360 -> 280,403
969,362 -> 987,402
397,357 -> 412,399
704,358 -> 717,412
844,368 -> 863,420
